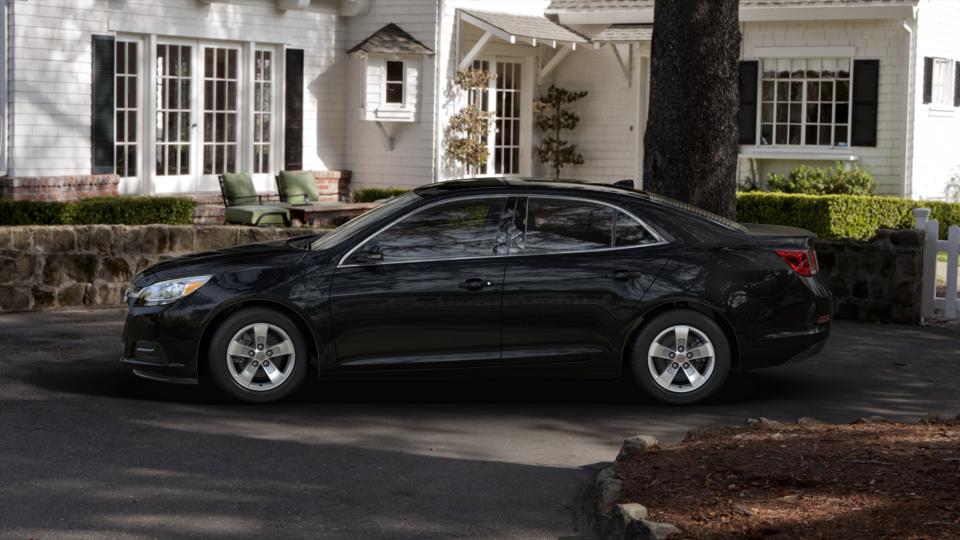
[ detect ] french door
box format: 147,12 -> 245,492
471,58 -> 531,177
145,39 -> 277,194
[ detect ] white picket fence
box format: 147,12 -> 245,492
914,208 -> 960,320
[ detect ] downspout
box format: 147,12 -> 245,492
432,0 -> 443,183
902,14 -> 916,199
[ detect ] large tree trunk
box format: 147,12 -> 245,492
642,0 -> 741,219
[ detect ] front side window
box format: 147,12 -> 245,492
346,198 -> 513,264
759,58 -> 851,147
385,60 -> 404,104
932,58 -> 956,107
517,198 -> 658,255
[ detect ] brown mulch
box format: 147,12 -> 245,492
615,418 -> 960,539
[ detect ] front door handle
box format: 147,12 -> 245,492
607,270 -> 639,281
459,278 -> 493,291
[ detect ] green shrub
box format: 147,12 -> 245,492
736,192 -> 960,240
352,187 -> 410,203
766,163 -> 874,195
0,196 -> 197,226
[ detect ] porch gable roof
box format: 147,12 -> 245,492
459,9 -> 589,48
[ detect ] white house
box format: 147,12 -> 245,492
0,0 -> 958,203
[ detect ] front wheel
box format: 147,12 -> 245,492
207,308 -> 309,403
630,310 -> 731,405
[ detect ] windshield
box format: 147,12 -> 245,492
646,193 -> 748,233
309,192 -> 420,251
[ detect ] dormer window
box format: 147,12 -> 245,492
385,60 -> 404,105
349,23 -> 433,123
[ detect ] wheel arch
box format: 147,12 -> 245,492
621,299 -> 741,372
195,298 -> 323,381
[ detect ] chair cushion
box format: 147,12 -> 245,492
224,205 -> 290,226
222,172 -> 259,206
278,171 -> 319,204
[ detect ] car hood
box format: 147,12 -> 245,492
135,238 -> 313,286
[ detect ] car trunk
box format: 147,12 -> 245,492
741,223 -> 815,249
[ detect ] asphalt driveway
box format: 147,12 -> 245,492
1,309 -> 958,539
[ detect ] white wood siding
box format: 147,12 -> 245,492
910,0 -> 960,200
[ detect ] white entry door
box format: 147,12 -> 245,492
147,40 -> 278,194
472,58 -> 531,177
199,45 -> 241,192
154,41 -> 196,193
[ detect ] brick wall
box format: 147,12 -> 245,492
0,175 -> 120,201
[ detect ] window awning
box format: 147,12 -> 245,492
348,23 -> 434,56
459,9 -> 588,49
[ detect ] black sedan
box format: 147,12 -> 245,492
122,178 -> 831,404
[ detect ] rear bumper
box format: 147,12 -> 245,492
736,275 -> 832,369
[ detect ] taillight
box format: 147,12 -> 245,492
774,249 -> 819,277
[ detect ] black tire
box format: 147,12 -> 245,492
207,307 -> 309,403
629,310 -> 731,405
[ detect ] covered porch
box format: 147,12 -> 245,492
452,9 -> 653,185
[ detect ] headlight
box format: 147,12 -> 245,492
138,275 -> 212,306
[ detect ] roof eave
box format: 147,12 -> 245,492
555,4 -> 917,25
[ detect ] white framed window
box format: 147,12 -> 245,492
932,58 -> 955,107
384,60 -> 404,105
116,40 -> 141,179
471,58 -> 525,176
253,49 -> 274,174
759,58 -> 852,147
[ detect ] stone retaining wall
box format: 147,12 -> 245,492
0,225 -> 309,312
814,228 -> 924,324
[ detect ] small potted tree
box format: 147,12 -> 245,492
445,69 -> 497,176
534,85 -> 588,180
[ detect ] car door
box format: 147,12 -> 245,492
500,196 -> 671,373
329,196 -> 517,370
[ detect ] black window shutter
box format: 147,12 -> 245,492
738,61 -> 759,145
284,48 -> 305,171
954,61 -> 960,107
923,57 -> 933,104
851,60 -> 879,147
91,35 -> 116,175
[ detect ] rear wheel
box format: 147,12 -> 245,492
207,308 -> 308,403
630,310 -> 730,405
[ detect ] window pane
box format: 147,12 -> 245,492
806,104 -> 818,123
762,81 -> 774,101
805,125 -> 818,145
820,81 -> 833,101
789,103 -> 802,123
789,125 -> 801,145
819,126 -> 832,146
386,60 -> 403,82
761,103 -> 773,122
351,199 -> 511,263
614,212 -> 657,247
835,126 -> 848,146
386,82 -> 403,104
819,104 -> 833,123
761,124 -> 773,145
523,199 -> 614,254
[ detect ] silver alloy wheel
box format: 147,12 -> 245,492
647,324 -> 716,394
226,323 -> 296,392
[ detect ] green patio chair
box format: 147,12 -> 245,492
276,171 -> 322,205
218,173 -> 291,227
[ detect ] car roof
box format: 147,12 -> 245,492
413,177 -> 651,200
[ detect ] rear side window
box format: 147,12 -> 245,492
516,197 -> 659,255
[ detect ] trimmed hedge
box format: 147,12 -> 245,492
736,192 -> 960,240
352,187 -> 410,203
0,196 -> 197,226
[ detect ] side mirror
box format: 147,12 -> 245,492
355,245 -> 383,264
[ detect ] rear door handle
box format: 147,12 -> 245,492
607,270 -> 638,281
459,278 -> 493,291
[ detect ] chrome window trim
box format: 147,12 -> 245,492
337,193 -> 669,269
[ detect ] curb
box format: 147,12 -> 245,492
593,435 -> 681,540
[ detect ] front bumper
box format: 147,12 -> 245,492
120,296 -> 214,383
